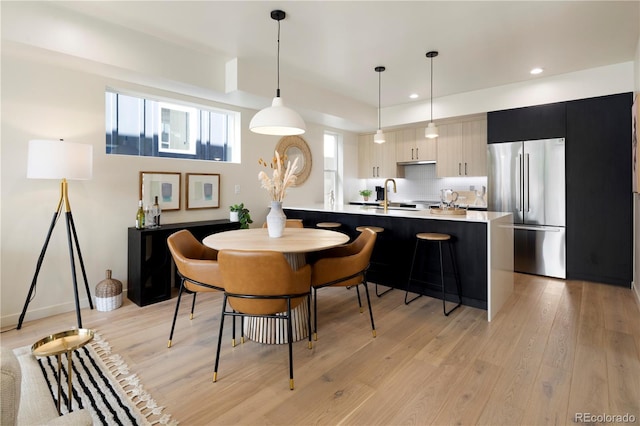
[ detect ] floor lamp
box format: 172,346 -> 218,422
17,139 -> 94,330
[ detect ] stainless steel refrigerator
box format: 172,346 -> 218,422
488,138 -> 566,279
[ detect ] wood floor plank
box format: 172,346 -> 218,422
431,359 -> 503,425
541,280 -> 582,371
344,361 -> 455,425
576,280 -> 606,348
413,307 -> 481,366
477,281 -> 563,425
604,329 -> 640,418
566,343 -> 609,424
521,364 -> 572,425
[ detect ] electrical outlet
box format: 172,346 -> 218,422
235,184 -> 240,194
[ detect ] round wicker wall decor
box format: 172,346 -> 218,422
276,135 -> 312,186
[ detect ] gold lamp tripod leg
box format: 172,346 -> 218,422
17,179 -> 93,329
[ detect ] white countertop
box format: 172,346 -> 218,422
284,204 -> 512,224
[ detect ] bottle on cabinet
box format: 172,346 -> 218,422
153,196 -> 161,227
145,204 -> 154,228
135,200 -> 145,229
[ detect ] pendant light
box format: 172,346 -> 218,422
250,10 -> 306,136
373,66 -> 386,144
425,51 -> 439,139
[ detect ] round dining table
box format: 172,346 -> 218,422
203,227 -> 349,344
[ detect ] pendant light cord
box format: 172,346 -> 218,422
276,19 -> 281,98
378,70 -> 381,130
430,55 -> 433,122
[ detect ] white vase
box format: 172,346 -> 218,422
230,211 -> 239,222
266,201 -> 286,238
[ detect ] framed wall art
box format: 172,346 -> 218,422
186,173 -> 220,209
139,171 -> 181,211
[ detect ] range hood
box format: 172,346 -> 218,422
397,160 -> 436,165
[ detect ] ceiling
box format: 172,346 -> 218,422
16,1 -> 640,130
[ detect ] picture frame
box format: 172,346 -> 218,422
186,173 -> 220,209
139,171 -> 181,211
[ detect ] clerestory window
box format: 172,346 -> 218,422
105,89 -> 240,162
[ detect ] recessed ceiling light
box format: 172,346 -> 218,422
530,67 -> 544,75
409,93 -> 419,99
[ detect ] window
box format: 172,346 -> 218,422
324,131 -> 341,206
105,90 -> 240,162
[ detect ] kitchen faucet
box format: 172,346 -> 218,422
382,178 -> 396,213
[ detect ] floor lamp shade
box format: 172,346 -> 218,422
27,139 -> 93,180
249,97 -> 306,136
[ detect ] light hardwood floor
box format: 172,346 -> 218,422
2,273 -> 639,425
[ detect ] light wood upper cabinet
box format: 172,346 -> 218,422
462,118 -> 488,176
436,117 -> 487,177
396,128 -> 436,163
358,131 -> 402,178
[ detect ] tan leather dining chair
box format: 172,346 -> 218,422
167,230 -> 237,348
310,228 -> 377,340
262,219 -> 304,228
215,249 -> 311,390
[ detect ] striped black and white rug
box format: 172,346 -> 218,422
14,333 -> 177,426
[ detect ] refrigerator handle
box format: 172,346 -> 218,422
525,153 -> 530,212
516,154 -> 522,212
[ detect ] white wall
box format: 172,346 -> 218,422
0,51 -> 357,327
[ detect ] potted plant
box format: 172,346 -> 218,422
229,203 -> 253,229
359,189 -> 373,201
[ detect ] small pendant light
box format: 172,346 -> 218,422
425,51 -> 439,139
373,66 -> 386,144
250,10 -> 306,136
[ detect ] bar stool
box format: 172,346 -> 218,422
405,232 -> 462,316
316,222 -> 342,230
356,226 -> 391,297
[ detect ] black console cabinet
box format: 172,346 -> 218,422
127,220 -> 240,306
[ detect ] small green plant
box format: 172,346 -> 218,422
359,189 -> 373,199
230,203 -> 253,229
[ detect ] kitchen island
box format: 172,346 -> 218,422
284,204 -> 513,321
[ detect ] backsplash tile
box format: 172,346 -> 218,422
361,164 -> 488,206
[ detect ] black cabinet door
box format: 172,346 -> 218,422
488,102 -> 566,143
566,93 -> 633,287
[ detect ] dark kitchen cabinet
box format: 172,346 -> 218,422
127,219 -> 240,306
284,209 -> 489,310
488,102 -> 566,143
566,93 -> 633,287
488,92 -> 633,288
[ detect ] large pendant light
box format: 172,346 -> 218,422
425,51 -> 439,139
250,10 -> 306,136
373,66 -> 386,144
